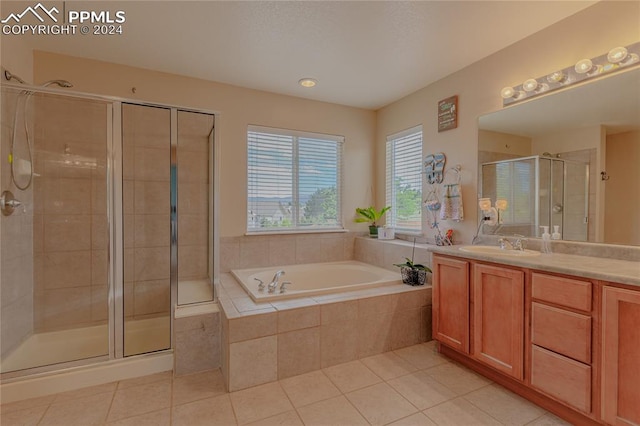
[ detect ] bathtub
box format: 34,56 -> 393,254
231,260 -> 403,302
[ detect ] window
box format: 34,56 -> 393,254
247,125 -> 343,233
495,159 -> 533,224
386,126 -> 423,232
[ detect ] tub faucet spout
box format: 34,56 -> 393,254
268,270 -> 285,293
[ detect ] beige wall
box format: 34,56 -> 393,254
0,35 -> 33,83
531,125 -> 602,155
376,0 -> 639,244
32,51 -> 377,238
478,130 -> 531,156
605,130 -> 640,245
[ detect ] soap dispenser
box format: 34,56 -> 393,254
552,225 -> 561,240
540,226 -> 551,253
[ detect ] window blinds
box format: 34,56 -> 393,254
386,126 -> 423,232
247,126 -> 343,232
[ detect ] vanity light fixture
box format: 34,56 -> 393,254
298,78 -> 317,88
501,42 -> 640,106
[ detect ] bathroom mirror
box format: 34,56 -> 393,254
478,67 -> 640,246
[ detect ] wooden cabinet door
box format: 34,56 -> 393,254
432,256 -> 470,353
602,286 -> 640,426
472,264 -> 525,380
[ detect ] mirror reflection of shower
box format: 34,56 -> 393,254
481,155 -> 590,241
3,69 -> 73,191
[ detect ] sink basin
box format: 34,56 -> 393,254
458,245 -> 541,257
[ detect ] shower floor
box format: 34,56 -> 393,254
1,316 -> 170,374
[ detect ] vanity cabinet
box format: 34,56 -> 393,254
601,285 -> 640,425
432,256 -> 469,353
530,273 -> 593,413
432,253 -> 640,425
472,264 -> 524,380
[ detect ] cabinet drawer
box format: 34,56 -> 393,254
531,302 -> 591,364
531,345 -> 591,413
532,273 -> 592,311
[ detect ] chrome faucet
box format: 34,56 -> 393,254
498,237 -> 514,250
513,236 -> 527,251
268,270 -> 285,293
498,234 -> 527,251
279,281 -> 292,294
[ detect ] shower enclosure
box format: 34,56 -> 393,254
481,155 -> 589,241
0,83 -> 216,377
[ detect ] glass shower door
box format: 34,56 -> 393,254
122,103 -> 172,356
177,110 -> 215,305
1,88 -> 110,373
560,160 -> 589,241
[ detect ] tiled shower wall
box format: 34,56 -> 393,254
1,89 -> 34,356
33,95 -> 108,332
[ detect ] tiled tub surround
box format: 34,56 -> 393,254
173,308 -> 221,376
354,236 -> 432,272
217,270 -> 432,392
219,233 -> 356,272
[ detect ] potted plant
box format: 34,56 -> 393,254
354,206 -> 390,238
393,240 -> 432,286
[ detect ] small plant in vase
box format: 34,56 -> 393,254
393,240 -> 432,286
354,206 -> 390,238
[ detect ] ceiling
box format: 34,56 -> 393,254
5,1 -> 597,109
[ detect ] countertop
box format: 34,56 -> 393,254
429,245 -> 640,287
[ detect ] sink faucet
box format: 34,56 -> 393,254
513,235 -> 527,251
498,235 -> 527,251
498,237 -> 514,250
268,270 -> 285,293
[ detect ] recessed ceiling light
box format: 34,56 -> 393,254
298,78 -> 317,88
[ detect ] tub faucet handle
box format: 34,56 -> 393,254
254,278 -> 265,291
279,281 -> 292,294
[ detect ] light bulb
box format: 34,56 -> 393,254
575,59 -> 597,74
607,47 -> 628,63
495,198 -> 508,211
478,198 -> 492,211
608,47 -> 639,66
546,71 -> 566,84
522,79 -> 539,92
500,87 -> 515,99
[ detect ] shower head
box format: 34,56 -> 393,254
41,80 -> 73,88
4,70 -> 27,84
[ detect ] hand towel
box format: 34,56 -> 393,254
439,183 -> 464,222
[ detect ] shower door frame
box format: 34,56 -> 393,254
0,82 -> 220,379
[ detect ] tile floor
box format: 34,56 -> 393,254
1,341 -> 571,426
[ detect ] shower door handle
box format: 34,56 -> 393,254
1,190 -> 23,216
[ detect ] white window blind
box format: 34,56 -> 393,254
247,125 -> 343,233
385,126 -> 423,232
495,159 -> 533,224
